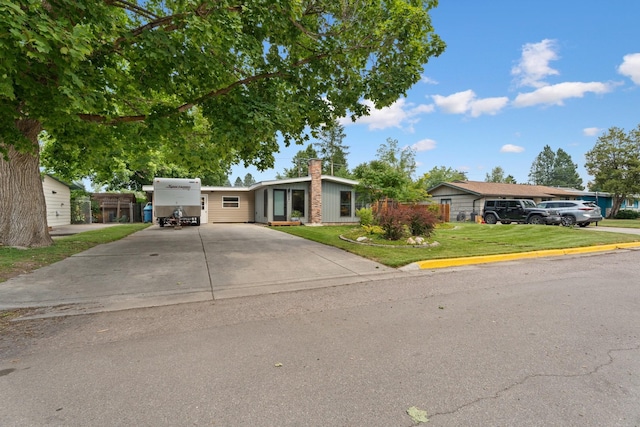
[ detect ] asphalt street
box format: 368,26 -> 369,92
2,249 -> 639,426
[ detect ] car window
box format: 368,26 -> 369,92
522,200 -> 536,208
496,201 -> 507,208
485,201 -> 495,208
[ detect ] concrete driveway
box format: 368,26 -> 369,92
0,224 -> 401,316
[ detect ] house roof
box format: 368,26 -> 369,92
44,174 -> 83,190
428,180 -> 577,198
143,175 -> 359,193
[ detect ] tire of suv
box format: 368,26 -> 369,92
484,213 -> 497,224
561,215 -> 575,227
501,221 -> 511,224
578,222 -> 589,227
528,215 -> 544,225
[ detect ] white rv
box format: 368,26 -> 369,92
152,178 -> 201,226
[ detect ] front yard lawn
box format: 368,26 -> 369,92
275,223 -> 640,268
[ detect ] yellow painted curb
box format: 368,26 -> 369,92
415,242 -> 640,270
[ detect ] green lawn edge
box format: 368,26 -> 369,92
274,221 -> 640,268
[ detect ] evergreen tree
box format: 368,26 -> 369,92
234,177 -> 244,187
278,145 -> 319,178
315,121 -> 350,176
243,173 -> 256,187
528,145 -> 556,185
553,148 -> 583,189
529,145 -> 583,189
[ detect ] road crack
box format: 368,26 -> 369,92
429,343 -> 640,420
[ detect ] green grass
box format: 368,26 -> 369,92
598,218 -> 640,229
275,223 -> 640,268
0,224 -> 150,282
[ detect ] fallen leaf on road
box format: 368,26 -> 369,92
407,406 -> 429,423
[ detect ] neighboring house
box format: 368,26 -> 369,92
143,159 -> 362,225
427,181 -> 583,222
42,174 -> 72,227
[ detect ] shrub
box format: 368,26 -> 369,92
362,224 -> 384,235
404,205 -> 437,237
376,205 -> 409,240
614,209 -> 640,219
356,207 -> 374,226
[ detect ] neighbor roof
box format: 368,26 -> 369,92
428,181 -> 577,198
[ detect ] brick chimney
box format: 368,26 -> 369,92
308,159 -> 322,224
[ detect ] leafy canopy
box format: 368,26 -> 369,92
2,0 -> 445,178
585,126 -> 640,217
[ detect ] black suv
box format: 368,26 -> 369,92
483,199 -> 559,225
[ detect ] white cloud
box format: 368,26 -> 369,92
343,99 -> 434,130
411,139 -> 437,152
433,90 -> 475,114
583,127 -> 601,136
432,90 -> 508,117
512,81 -> 614,107
618,53 -> 640,85
500,144 -> 525,153
421,75 -> 439,84
512,39 -> 560,88
469,97 -> 510,117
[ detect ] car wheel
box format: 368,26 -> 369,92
501,221 -> 511,224
528,215 -> 544,225
484,213 -> 497,224
561,216 -> 575,227
578,222 -> 588,227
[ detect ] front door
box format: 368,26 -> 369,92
200,194 -> 209,223
273,189 -> 287,221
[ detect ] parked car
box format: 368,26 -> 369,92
536,200 -> 603,227
482,199 -> 560,225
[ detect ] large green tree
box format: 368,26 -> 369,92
0,0 -> 445,247
529,145 -> 583,189
585,126 -> 640,217
485,166 -> 516,183
421,166 -> 467,190
353,138 -> 427,202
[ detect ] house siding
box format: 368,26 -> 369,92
206,191 -> 254,223
321,182 -> 359,223
42,176 -> 71,227
429,186 -> 483,222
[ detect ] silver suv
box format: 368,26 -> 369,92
536,200 -> 603,227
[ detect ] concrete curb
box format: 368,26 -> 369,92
410,242 -> 640,270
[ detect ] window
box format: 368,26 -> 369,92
440,198 -> 452,205
340,191 -> 352,217
222,196 -> 240,208
292,189 -> 305,216
263,189 -> 268,217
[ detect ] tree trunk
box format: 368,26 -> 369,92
0,119 -> 53,247
609,196 -> 624,219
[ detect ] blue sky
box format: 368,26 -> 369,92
232,0 -> 640,187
